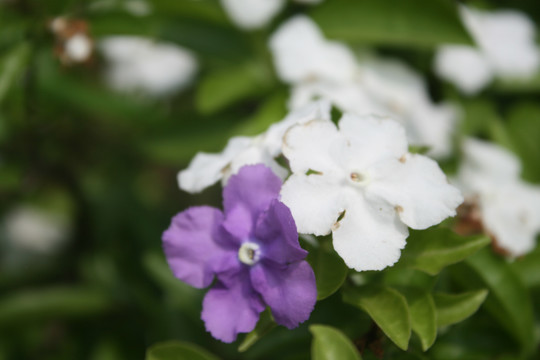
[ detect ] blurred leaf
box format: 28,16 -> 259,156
398,228 -> 490,275
494,71 -> 540,93
506,103 -> 540,183
311,0 -> 472,48
238,309 -> 277,352
146,341 -> 218,360
343,286 -> 411,350
233,91 -> 288,136
510,246 -> 540,288
0,287 -> 111,327
400,288 -> 437,351
0,42 -> 30,103
452,249 -> 536,351
433,289 -> 488,327
306,242 -> 349,301
196,61 -> 274,114
310,324 -> 362,360
151,0 -> 228,25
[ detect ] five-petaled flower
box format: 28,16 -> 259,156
280,114 -> 463,271
163,164 -> 317,343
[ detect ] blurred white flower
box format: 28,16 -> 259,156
435,6 -> 540,94
99,36 -> 198,97
220,0 -> 285,29
64,33 -> 93,63
178,100 -> 331,193
280,114 -> 463,271
270,16 -> 458,158
3,206 -> 69,254
455,138 -> 540,257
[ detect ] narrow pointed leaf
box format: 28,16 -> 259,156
398,228 -> 490,275
238,309 -> 277,352
310,325 -> 362,360
343,286 -> 411,350
433,290 -> 488,327
146,341 -> 218,360
400,288 -> 437,351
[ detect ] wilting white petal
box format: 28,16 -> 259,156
367,154 -> 463,229
220,0 -> 285,29
332,194 -> 408,271
280,174 -> 346,236
434,45 -> 493,95
269,16 -> 357,84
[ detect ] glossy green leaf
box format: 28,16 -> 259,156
433,290 -> 488,327
306,241 -> 349,300
310,324 -> 362,360
196,61 -> 274,114
238,309 -> 277,352
0,287 -> 111,327
146,341 -> 218,360
0,42 -> 30,103
398,228 -> 490,275
452,249 -> 535,351
343,286 -> 411,350
400,288 -> 437,351
311,0 -> 472,48
510,246 -> 540,288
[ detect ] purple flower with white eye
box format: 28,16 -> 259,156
162,164 -> 317,343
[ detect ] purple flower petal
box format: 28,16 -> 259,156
250,261 -> 317,329
221,205 -> 253,245
201,271 -> 265,343
255,199 -> 307,263
162,206 -> 233,288
223,165 -> 282,233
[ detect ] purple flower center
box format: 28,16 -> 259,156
238,241 -> 260,265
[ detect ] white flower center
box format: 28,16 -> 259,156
238,242 -> 260,266
349,171 -> 370,186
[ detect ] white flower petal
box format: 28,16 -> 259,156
280,174 -> 346,236
332,194 -> 408,271
220,0 -> 285,29
338,114 -> 408,169
283,120 -> 345,175
367,154 -> 463,229
264,100 -> 331,156
177,137 -> 252,193
434,45 -> 493,95
269,16 -> 357,84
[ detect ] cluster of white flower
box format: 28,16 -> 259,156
435,5 -> 540,95
270,16 -> 458,159
175,6 -> 539,270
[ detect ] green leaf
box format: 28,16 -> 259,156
398,228 -> 490,275
343,286 -> 411,350
238,309 -> 277,352
433,290 -> 488,327
510,246 -> 540,288
452,249 -> 535,351
306,240 -> 349,300
0,42 -> 30,103
310,324 -> 362,360
400,288 -> 437,351
233,91 -> 287,136
196,61 -> 274,114
146,341 -> 218,360
0,287 -> 111,327
310,0 -> 472,48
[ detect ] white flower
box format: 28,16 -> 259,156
3,206 -> 69,254
456,138 -> 540,257
220,0 -> 285,29
280,114 -> 463,271
270,16 -> 458,158
434,6 -> 540,94
269,15 -> 357,84
178,100 -> 330,193
99,36 -> 198,97
64,33 -> 93,63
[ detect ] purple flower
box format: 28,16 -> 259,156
162,164 -> 317,343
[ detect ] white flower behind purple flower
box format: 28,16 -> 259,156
163,165 -> 317,343
280,114 -> 463,271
